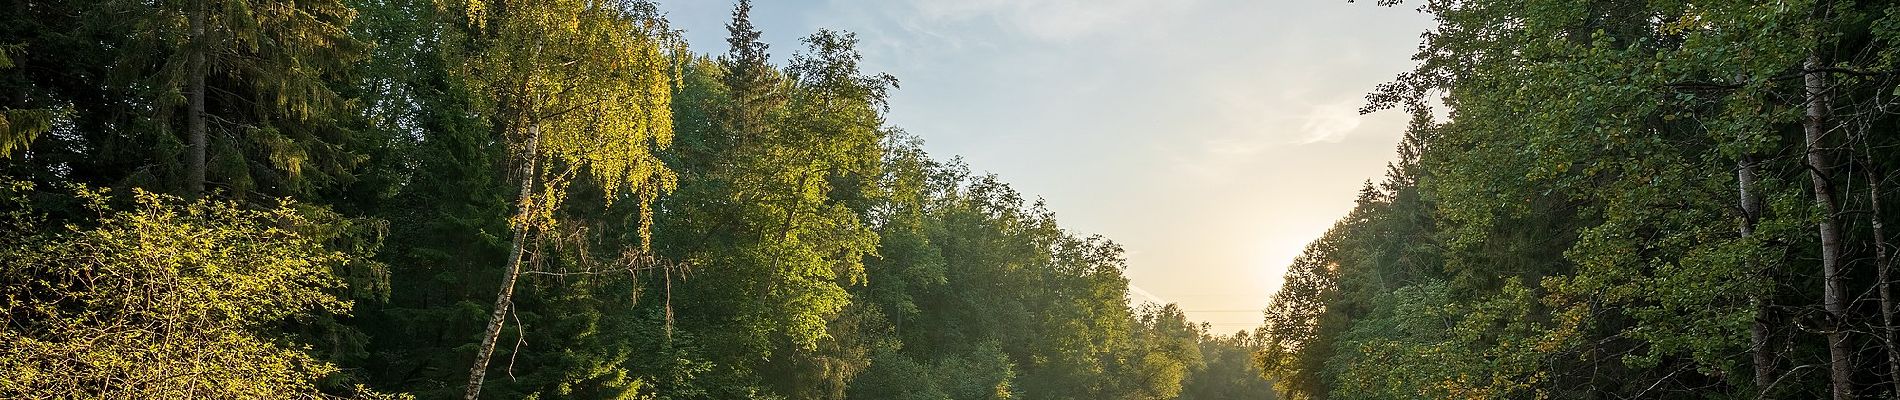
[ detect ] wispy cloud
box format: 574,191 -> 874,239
1298,98 -> 1364,144
901,0 -> 1199,41
1128,284 -> 1170,306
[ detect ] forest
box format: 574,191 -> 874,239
0,0 -> 1278,398
1258,0 -> 1900,399
19,0 -> 1900,398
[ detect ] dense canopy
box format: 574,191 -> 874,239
19,0 -> 1897,398
1260,0 -> 1900,399
0,0 -> 1274,398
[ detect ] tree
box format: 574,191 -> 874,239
1179,330 -> 1275,400
642,11 -> 893,396
1263,0 -> 1900,397
0,183 -> 397,399
1127,304 -> 1204,399
0,46 -> 52,158
442,0 -> 679,397
113,0 -> 368,197
1800,23 -> 1853,400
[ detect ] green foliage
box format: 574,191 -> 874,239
1128,304 -> 1206,399
0,182 -> 400,399
450,0 -> 678,235
1180,330 -> 1276,400
105,0 -> 370,195
0,0 -> 1280,398
0,45 -> 54,159
1263,0 -> 1900,398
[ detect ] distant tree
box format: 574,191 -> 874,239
1127,304 -> 1205,399
1179,330 -> 1276,400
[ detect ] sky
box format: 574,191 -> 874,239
658,0 -> 1435,332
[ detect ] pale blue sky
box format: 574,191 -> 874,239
659,0 -> 1434,331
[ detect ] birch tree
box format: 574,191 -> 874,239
443,0 -> 678,397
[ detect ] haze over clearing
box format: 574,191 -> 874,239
663,0 -> 1433,331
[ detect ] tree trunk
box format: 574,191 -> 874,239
1739,152 -> 1774,393
185,0 -> 207,198
465,123 -> 542,400
1803,52 -> 1854,400
1864,143 -> 1900,398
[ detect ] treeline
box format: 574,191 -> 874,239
1259,0 -> 1900,399
0,0 -> 1277,399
